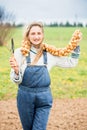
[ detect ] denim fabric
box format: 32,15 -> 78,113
17,51 -> 53,130
20,66 -> 51,88
17,88 -> 53,130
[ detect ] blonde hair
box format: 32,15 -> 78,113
21,22 -> 45,65
21,22 -> 82,64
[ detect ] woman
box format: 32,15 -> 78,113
9,22 -> 82,130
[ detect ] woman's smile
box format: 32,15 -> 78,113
28,26 -> 44,46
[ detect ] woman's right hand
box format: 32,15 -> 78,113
9,55 -> 19,75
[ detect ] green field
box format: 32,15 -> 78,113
0,27 -> 87,100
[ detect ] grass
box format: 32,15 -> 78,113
0,27 -> 87,100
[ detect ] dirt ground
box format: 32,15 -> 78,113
0,98 -> 87,130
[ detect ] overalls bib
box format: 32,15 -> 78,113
17,51 -> 53,130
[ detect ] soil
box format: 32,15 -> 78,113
0,98 -> 87,130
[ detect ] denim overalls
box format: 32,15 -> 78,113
17,51 -> 53,130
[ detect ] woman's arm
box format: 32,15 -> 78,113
46,45 -> 80,69
54,45 -> 80,68
10,48 -> 23,84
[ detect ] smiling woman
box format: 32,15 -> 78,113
9,22 -> 82,130
29,26 -> 44,46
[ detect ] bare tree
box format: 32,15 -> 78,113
0,6 -> 15,46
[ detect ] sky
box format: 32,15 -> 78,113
0,0 -> 87,25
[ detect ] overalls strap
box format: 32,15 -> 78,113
26,51 -> 47,65
26,53 -> 31,65
43,50 -> 47,65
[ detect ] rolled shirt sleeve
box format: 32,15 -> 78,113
71,46 -> 80,59
10,68 -> 23,84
